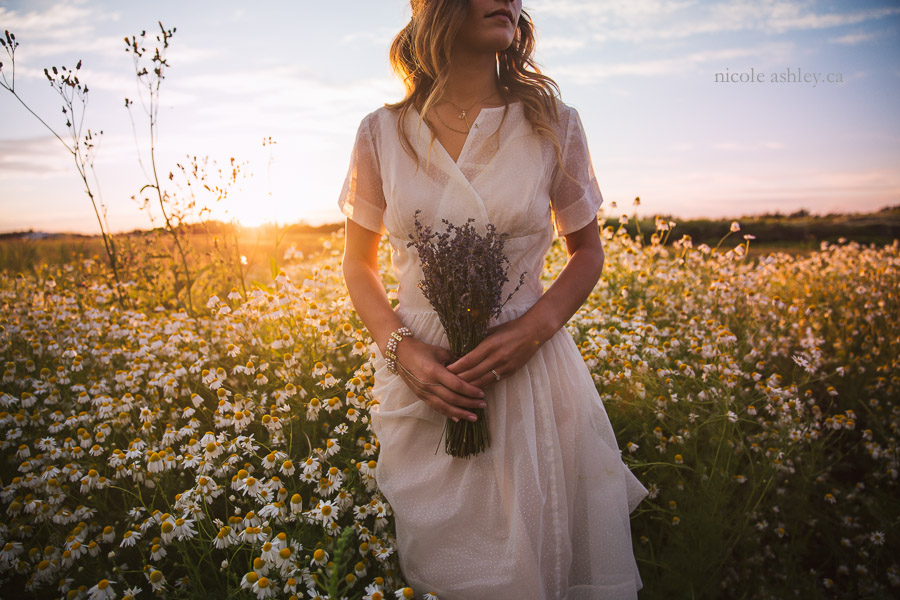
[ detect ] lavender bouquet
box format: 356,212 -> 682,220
407,210 -> 525,458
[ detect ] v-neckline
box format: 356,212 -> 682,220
412,103 -> 514,166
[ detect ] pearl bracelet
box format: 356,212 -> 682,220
384,326 -> 413,375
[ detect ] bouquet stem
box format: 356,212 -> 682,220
442,406 -> 490,459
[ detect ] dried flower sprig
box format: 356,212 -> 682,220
407,210 -> 525,458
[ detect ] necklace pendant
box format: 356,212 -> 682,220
458,110 -> 466,120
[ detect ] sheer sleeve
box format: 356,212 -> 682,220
549,106 -> 604,236
338,113 -> 386,234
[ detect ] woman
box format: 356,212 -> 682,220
339,1 -> 648,598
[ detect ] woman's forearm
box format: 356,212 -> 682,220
522,240 -> 604,342
342,258 -> 404,354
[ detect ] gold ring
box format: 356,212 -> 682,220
491,369 -> 501,381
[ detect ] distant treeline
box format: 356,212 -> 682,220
0,220 -> 344,241
3,206 -> 899,247
601,205 -> 900,247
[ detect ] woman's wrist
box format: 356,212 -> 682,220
521,303 -> 562,345
384,325 -> 413,374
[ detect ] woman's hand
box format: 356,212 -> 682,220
445,313 -> 552,389
394,337 -> 487,423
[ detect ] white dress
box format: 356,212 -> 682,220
338,99 -> 648,600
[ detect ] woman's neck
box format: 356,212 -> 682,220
443,49 -> 503,106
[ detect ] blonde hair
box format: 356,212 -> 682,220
386,0 -> 569,178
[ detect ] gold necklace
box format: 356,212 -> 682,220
438,92 -> 494,130
431,107 -> 471,134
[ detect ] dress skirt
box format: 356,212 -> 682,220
370,303 -> 649,600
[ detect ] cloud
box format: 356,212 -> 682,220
340,28 -> 399,47
0,136 -> 72,178
551,42 -> 794,83
534,35 -> 587,55
0,0 -> 122,57
526,0 -> 900,43
828,31 -> 878,45
0,0 -> 110,36
711,141 -> 784,151
165,64 -> 403,134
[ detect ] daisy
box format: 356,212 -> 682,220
252,576 -> 276,599
307,587 -> 329,600
173,517 -> 196,540
317,373 -> 338,389
262,452 -> 278,470
160,520 -> 176,544
197,475 -> 216,494
345,377 -> 364,393
324,438 -> 340,457
213,526 -> 234,549
315,500 -> 338,526
335,490 -> 353,510
120,529 -> 141,547
241,571 -> 259,590
241,526 -> 262,544
146,569 -> 166,592
275,546 -> 294,569
353,561 -> 367,578
310,548 -> 328,567
363,583 -> 385,600
101,526 -> 115,543
241,476 -> 261,497
258,502 -> 283,519
359,460 -> 377,478
66,540 -> 88,561
203,440 -> 224,461
87,579 -> 115,600
252,556 -> 270,576
318,477 -> 339,497
146,452 -> 163,473
306,398 -> 321,421
150,543 -> 167,560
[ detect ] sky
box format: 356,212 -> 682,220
0,0 -> 898,234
